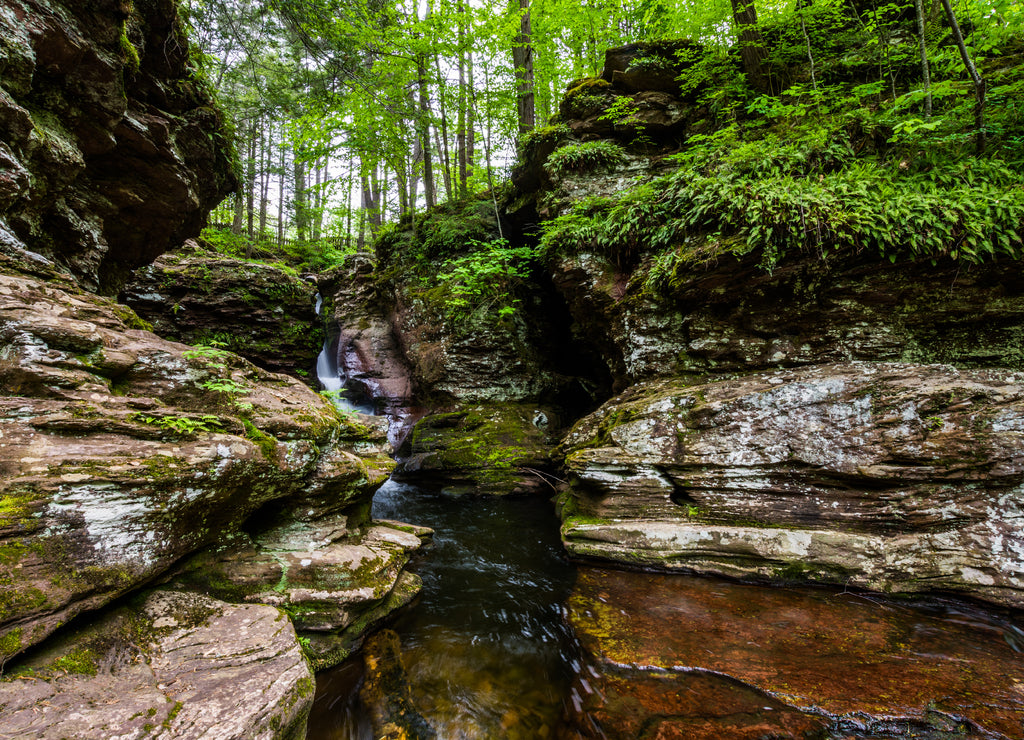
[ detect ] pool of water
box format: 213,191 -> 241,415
307,479 -> 578,739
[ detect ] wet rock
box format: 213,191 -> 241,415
0,0 -> 236,293
560,362 -> 1024,608
360,629 -> 437,740
121,243 -> 323,379
168,516 -> 431,671
0,590 -> 313,740
564,567 -> 1024,739
0,270 -> 390,663
395,403 -> 562,495
319,254 -> 416,414
551,251 -> 1024,391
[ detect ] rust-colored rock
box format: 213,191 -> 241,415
564,567 -> 1024,739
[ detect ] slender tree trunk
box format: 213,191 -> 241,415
800,11 -> 817,92
433,54 -> 454,200
511,0 -> 536,134
913,0 -> 932,118
467,50 -> 476,185
232,120 -> 245,235
730,0 -> 770,93
417,55 -> 436,210
246,120 -> 256,239
940,0 -> 985,152
277,143 -> 286,248
293,157 -> 307,241
259,120 -> 270,241
475,71 -> 504,242
457,0 -> 468,197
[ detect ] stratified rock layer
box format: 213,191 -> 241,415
0,590 -> 313,740
0,269 -> 393,663
550,252 -> 1024,391
564,567 -> 1024,739
0,0 -> 236,292
122,243 -> 322,377
560,362 -> 1024,608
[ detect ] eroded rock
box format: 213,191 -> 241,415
564,567 -> 1024,739
395,403 -> 562,495
560,362 -> 1024,608
0,270 -> 392,663
121,243 -> 322,378
169,515 -> 431,671
0,0 -> 236,293
0,590 -> 313,740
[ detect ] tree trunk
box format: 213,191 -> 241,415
259,120 -> 270,241
277,144 -> 285,248
467,50 -> 476,185
246,119 -> 256,239
730,0 -> 770,93
939,0 -> 985,152
293,157 -> 307,241
511,0 -> 535,134
417,55 -> 436,210
913,0 -> 932,118
457,0 -> 468,197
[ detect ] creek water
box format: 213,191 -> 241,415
306,479 -> 579,739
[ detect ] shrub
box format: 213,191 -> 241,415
545,140 -> 628,177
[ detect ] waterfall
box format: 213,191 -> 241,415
313,293 -> 374,414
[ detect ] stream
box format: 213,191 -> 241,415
306,479 -> 579,739
304,319 -> 1024,739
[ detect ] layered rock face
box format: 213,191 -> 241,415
323,246 -> 597,495
0,2 -> 417,734
0,0 -> 236,293
0,591 -> 314,740
0,268 -> 401,663
122,242 -> 323,378
550,251 -> 1024,391
560,362 -> 1024,608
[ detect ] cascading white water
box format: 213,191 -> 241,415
314,292 -> 373,414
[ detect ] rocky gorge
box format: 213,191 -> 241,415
1,2 -> 1023,739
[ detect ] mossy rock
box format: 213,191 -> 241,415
395,402 -> 560,495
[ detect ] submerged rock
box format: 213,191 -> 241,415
360,629 -> 437,740
121,243 -> 323,378
0,590 -> 313,740
564,567 -> 1024,739
560,362 -> 1024,608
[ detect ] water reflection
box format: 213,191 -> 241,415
307,480 -> 578,739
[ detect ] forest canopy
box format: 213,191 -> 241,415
182,0 -> 1024,275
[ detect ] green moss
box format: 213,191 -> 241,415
0,628 -> 23,658
242,418 -> 279,462
111,303 -> 154,332
163,700 -> 184,729
119,23 -> 141,74
50,646 -> 100,676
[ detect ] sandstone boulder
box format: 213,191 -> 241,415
169,515 -> 430,671
0,270 -> 392,663
0,590 -> 313,740
121,243 -> 323,378
560,362 -> 1024,608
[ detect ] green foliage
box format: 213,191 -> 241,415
182,342 -> 232,368
133,413 -> 224,436
198,226 -> 349,274
200,378 -> 249,395
434,238 -> 539,323
545,140 -> 627,177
